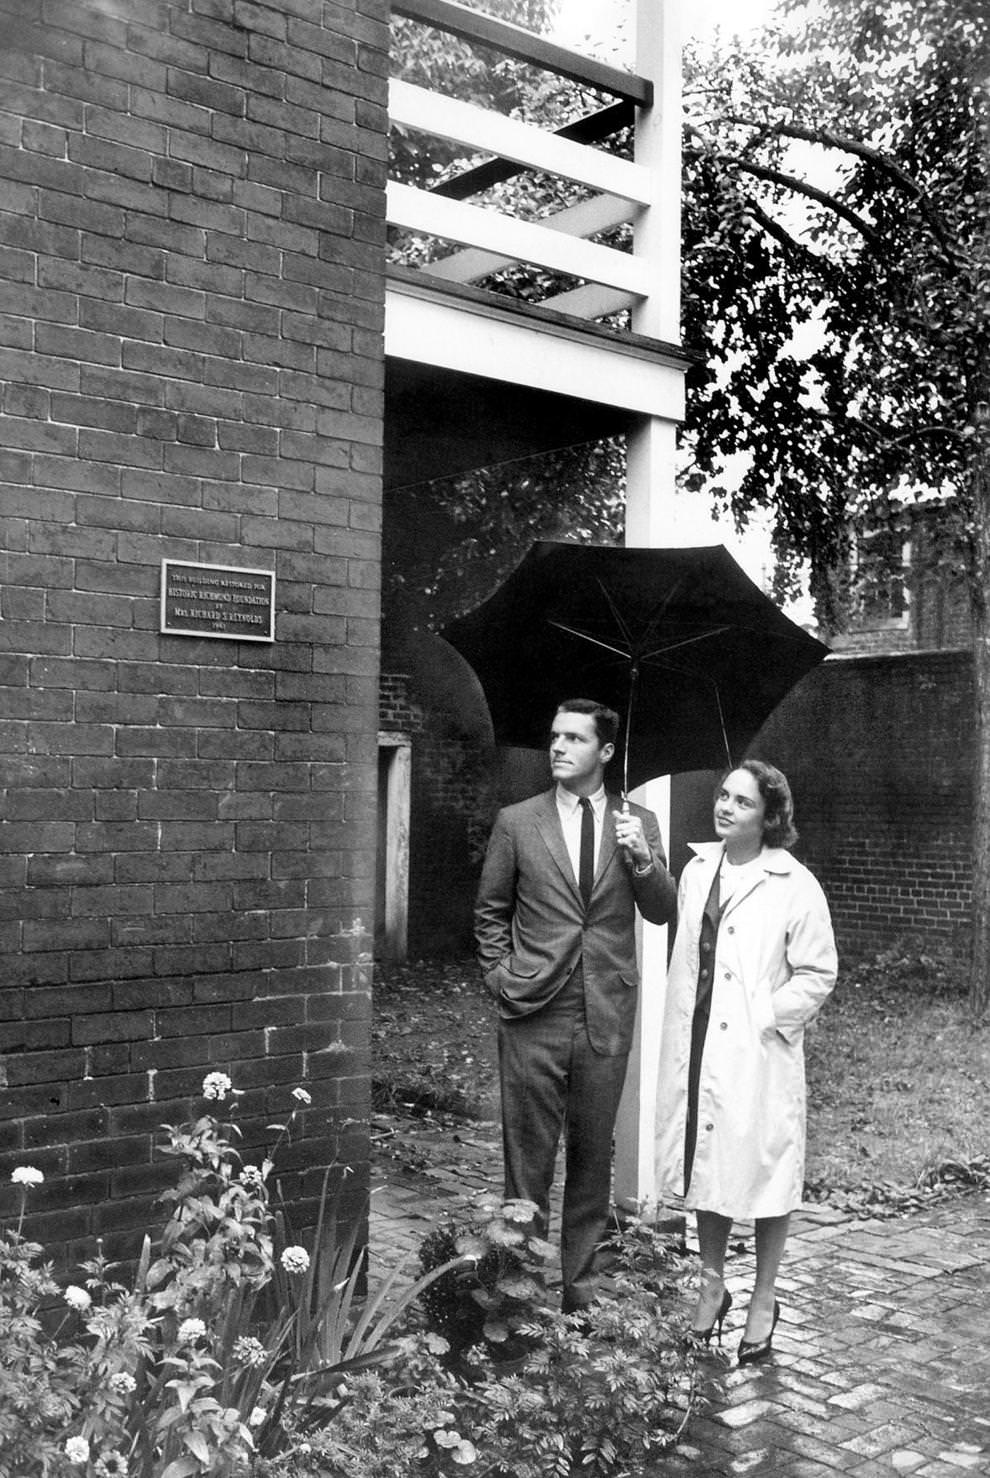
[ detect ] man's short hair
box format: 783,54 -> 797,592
555,698 -> 620,749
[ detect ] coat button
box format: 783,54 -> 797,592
705,1122 -> 714,1132
701,941 -> 711,953
720,1021 -> 728,1030
723,971 -> 731,980
727,926 -> 735,934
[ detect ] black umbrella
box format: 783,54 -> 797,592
442,541 -> 829,792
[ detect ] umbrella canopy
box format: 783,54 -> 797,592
442,541 -> 829,790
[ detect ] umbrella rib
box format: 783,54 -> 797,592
596,578 -> 637,651
547,619 -> 631,661
637,627 -> 734,662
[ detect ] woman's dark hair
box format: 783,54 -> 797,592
718,759 -> 798,850
554,698 -> 620,748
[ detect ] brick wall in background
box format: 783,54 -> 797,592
673,650 -> 974,960
0,0 -> 388,1264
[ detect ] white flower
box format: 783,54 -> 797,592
297,1443 -> 312,1456
280,1246 -> 310,1275
177,1317 -> 207,1344
94,1451 -> 129,1478
64,1436 -> 90,1464
453,1440 -> 478,1465
249,1406 -> 267,1428
108,1371 -> 137,1395
291,1087 -> 312,1104
202,1071 -> 232,1101
424,1331 -> 450,1354
233,1336 -> 267,1368
11,1166 -> 44,1186
239,1164 -> 264,1187
64,1285 -> 92,1311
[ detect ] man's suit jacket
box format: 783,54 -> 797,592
474,789 -> 677,1056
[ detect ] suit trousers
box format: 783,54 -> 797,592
497,960 -> 629,1312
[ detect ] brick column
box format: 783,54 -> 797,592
0,0 -> 388,1264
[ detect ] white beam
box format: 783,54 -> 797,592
385,283 -> 686,419
427,193 -> 641,285
388,182 -> 650,295
390,79 -> 653,204
540,283 -> 635,319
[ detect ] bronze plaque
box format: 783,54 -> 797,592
160,560 -> 275,642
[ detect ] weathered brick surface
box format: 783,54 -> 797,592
0,0 -> 388,1264
675,650 -> 974,960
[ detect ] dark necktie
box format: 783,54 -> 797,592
579,797 -> 594,908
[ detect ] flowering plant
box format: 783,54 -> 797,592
1,1098 -> 709,1478
0,1079 -> 468,1478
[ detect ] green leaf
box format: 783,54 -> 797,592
161,1461 -> 200,1478
182,1430 -> 213,1467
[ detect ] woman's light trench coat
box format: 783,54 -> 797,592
654,842 -> 838,1221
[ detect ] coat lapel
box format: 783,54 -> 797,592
532,791 -> 582,905
594,795 -> 620,889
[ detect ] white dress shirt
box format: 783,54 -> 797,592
556,783 -> 607,888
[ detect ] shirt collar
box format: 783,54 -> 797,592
555,783 -> 606,815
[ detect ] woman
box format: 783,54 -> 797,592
654,760 -> 837,1363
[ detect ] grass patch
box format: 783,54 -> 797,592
373,942 -> 990,1208
804,940 -> 990,1203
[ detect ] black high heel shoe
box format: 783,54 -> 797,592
688,1288 -> 732,1347
737,1300 -> 780,1365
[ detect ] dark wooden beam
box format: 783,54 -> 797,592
429,100 -> 633,199
392,0 -> 653,108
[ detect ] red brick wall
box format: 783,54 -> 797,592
0,0 -> 388,1263
670,650 -> 975,960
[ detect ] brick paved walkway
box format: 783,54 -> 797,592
371,1112 -> 990,1477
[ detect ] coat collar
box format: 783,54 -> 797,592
686,842 -> 794,918
687,841 -> 795,876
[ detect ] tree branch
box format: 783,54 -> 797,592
684,123 -> 882,246
743,193 -> 834,274
721,115 -> 969,267
722,153 -> 883,247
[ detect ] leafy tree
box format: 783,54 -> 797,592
680,0 -> 990,1009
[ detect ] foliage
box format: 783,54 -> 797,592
681,0 -> 990,617
840,936 -> 964,997
0,1080 -> 466,1478
258,1210 -> 709,1478
433,1213 -> 706,1478
416,1200 -> 554,1373
254,1336 -> 472,1478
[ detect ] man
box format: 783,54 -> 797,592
474,697 -> 677,1313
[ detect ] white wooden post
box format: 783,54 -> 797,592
613,0 -> 683,1216
377,735 -> 411,963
